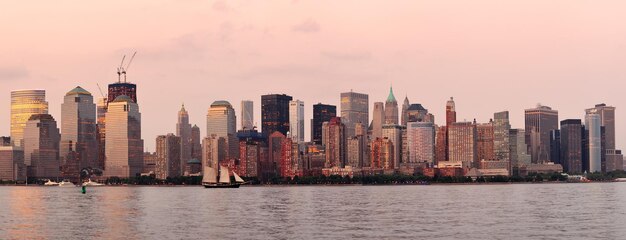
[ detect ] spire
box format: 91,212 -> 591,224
386,85 -> 396,103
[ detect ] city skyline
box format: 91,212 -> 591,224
1,1 -> 625,151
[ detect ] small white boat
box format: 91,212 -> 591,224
82,179 -> 105,187
44,179 -> 59,186
58,179 -> 75,187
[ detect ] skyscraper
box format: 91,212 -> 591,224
241,100 -> 254,130
10,90 -> 49,147
370,138 -> 394,170
191,125 -> 201,160
176,104 -> 192,175
237,129 -> 266,178
323,117 -> 345,168
340,91 -> 368,138
384,86 -> 399,125
585,104 -> 616,149
476,120 -> 495,161
493,111 -> 511,162
382,124 -> 403,168
289,100 -> 305,142
524,104 -> 559,163
311,103 -> 336,145
435,125 -> 447,163
261,94 -> 292,136
585,113 -> 602,173
406,104 -> 434,123
560,119 -> 582,173
401,96 -> 410,126
406,122 -> 435,166
155,134 -> 181,179
60,86 -> 98,177
96,97 -> 107,170
206,100 -> 238,160
445,97 -> 456,162
448,121 -> 477,167
23,114 -> 60,178
371,102 -> 385,139
107,82 -> 137,104
104,95 -> 143,178
509,129 -> 531,174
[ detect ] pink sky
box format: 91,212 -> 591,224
1,0 -> 625,151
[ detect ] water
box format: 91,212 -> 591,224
1,183 -> 625,239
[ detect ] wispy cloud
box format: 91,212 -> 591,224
212,0 -> 232,12
322,50 -> 372,61
0,67 -> 29,81
292,18 -> 320,33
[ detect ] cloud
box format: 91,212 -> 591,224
321,51 -> 372,61
0,67 -> 29,81
212,0 -> 232,12
291,18 -> 320,33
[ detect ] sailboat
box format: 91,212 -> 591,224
202,165 -> 245,188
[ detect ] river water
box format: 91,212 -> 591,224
1,183 -> 625,239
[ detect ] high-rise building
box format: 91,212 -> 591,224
435,125 -> 447,163
0,145 -> 25,181
585,113 -> 602,173
23,114 -> 60,178
493,111 -> 511,162
241,100 -> 254,130
476,120 -> 495,161
371,102 -> 385,139
311,103 -> 336,145
60,86 -> 98,177
155,134 -> 181,179
370,137 -> 394,170
107,82 -> 137,105
448,121 -> 477,167
585,104 -> 616,149
524,104 -> 559,163
605,149 -> 623,172
560,119 -> 582,174
237,129 -> 266,178
340,91 -> 368,138
289,100 -> 305,142
549,130 -> 561,165
384,86 -> 399,125
261,94 -> 292,136
346,136 -> 366,168
10,90 -> 49,147
382,124 -> 403,169
267,131 -> 286,179
406,104 -> 434,123
176,104 -> 192,175
323,117 -> 345,168
206,100 -> 238,160
191,125 -> 201,160
445,97 -> 456,162
509,129 -> 531,175
104,95 -> 144,178
401,96 -> 410,126
202,135 -> 226,169
96,97 -> 107,170
143,152 -> 157,175
406,122 -> 435,166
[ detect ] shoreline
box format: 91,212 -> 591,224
0,181 -> 620,187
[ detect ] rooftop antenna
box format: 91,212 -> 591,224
117,55 -> 126,83
122,51 -> 137,83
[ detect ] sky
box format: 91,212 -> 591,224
1,0 -> 625,152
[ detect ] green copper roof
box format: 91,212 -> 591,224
386,86 -> 396,103
66,86 -> 91,96
112,95 -> 134,103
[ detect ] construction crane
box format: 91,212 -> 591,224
121,51 -> 137,83
116,55 -> 126,83
96,83 -> 107,100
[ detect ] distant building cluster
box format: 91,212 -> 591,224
0,81 -> 623,182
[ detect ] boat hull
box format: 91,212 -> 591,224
202,183 -> 241,188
